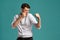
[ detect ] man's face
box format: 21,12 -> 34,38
22,7 -> 30,14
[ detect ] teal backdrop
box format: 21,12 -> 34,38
0,0 -> 60,40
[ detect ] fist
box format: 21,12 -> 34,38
35,13 -> 40,19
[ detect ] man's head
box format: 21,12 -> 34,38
21,3 -> 30,14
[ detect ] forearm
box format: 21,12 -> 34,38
37,18 -> 40,28
35,18 -> 41,29
12,17 -> 21,27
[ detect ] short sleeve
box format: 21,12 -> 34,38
11,14 -> 19,27
29,14 -> 38,24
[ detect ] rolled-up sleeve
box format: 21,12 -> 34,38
11,14 -> 18,27
29,14 -> 38,24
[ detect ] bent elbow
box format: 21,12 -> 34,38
11,23 -> 16,28
37,25 -> 41,29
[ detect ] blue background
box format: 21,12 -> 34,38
0,0 -> 60,40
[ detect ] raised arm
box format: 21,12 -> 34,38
34,13 -> 41,29
29,13 -> 41,29
11,15 -> 22,28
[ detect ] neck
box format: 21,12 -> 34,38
22,12 -> 27,17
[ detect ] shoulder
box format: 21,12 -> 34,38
28,13 -> 35,19
28,13 -> 33,17
14,14 -> 19,18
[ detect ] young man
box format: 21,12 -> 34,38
11,3 -> 41,40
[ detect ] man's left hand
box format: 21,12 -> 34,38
35,13 -> 40,19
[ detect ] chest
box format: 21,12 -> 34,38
20,17 -> 31,26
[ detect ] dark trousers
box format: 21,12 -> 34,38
17,37 -> 33,40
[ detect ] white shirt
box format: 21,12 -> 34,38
11,13 -> 39,38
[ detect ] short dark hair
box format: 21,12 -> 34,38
21,3 -> 30,9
